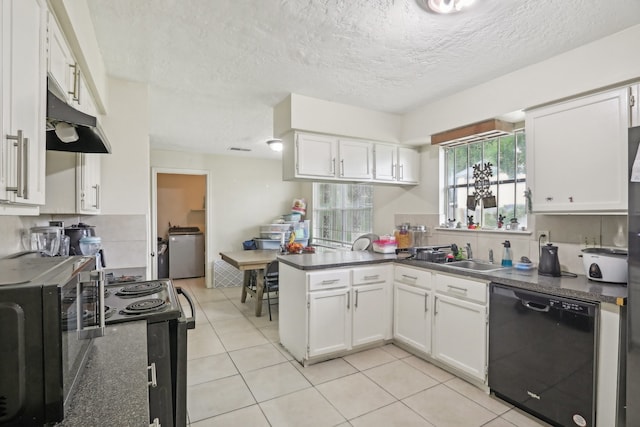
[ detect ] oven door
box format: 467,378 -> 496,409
174,287 -> 196,427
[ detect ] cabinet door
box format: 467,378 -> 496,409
374,144 -> 396,181
77,153 -> 101,214
352,283 -> 387,347
308,288 -> 350,357
397,147 -> 419,184
632,85 -> 639,128
526,87 -> 629,212
46,10 -> 73,102
1,0 -> 46,206
338,139 -> 372,180
296,133 -> 337,178
393,283 -> 431,354
433,294 -> 487,382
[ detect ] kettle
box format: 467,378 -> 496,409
539,243 -> 561,277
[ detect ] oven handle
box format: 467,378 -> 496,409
175,287 -> 196,329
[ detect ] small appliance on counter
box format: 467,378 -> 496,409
538,243 -> 561,277
64,222 -> 97,255
580,247 -> 628,284
79,235 -> 106,269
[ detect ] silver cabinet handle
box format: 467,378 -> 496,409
399,164 -> 404,181
331,158 -> 336,175
434,296 -> 438,315
93,184 -> 100,209
321,279 -> 340,285
69,63 -> 80,101
22,137 -> 28,199
402,274 -> 418,281
340,159 -> 344,176
355,289 -> 359,308
148,362 -> 158,387
447,285 -> 468,294
363,275 -> 379,280
6,130 -> 23,197
149,418 -> 161,427
424,293 -> 428,312
347,291 -> 350,309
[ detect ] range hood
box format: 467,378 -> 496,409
46,89 -> 112,154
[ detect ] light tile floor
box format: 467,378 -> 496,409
176,277 -> 551,427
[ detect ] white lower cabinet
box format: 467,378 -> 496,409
352,283 -> 388,347
308,287 -> 351,358
394,283 -> 431,353
433,294 -> 487,381
280,263 -> 392,364
432,274 -> 488,382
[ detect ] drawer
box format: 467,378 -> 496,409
435,273 -> 487,304
353,265 -> 391,285
394,265 -> 432,289
308,269 -> 351,291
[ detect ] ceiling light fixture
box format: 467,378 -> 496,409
266,138 -> 283,152
418,0 -> 475,14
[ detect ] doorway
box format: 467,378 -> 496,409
151,168 -> 211,286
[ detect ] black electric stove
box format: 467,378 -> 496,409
103,278 -> 194,427
104,279 -> 183,325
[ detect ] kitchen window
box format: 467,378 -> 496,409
312,183 -> 373,248
444,130 -> 526,229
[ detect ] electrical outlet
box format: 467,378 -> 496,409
536,230 -> 549,243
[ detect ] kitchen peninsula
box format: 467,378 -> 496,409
277,252 -> 626,427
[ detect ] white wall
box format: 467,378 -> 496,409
100,78 -> 150,215
403,24 -> 640,143
274,93 -> 403,143
150,150 -> 305,277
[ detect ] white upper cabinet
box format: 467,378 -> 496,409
77,153 -> 101,214
526,86 -> 630,213
337,138 -> 373,180
295,132 -> 337,178
0,0 -> 47,210
283,131 -> 419,185
46,10 -> 95,116
632,84 -> 640,128
397,146 -> 420,184
42,152 -> 102,215
373,143 -> 420,185
46,10 -> 73,101
373,144 -> 396,181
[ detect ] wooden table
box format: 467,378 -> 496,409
219,250 -> 278,316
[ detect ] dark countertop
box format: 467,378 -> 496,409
399,259 -> 627,305
277,251 -> 397,270
58,321 -> 149,427
276,251 -> 627,304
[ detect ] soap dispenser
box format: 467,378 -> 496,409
501,240 -> 513,267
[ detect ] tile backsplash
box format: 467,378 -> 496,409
394,213 -> 628,275
0,214 -> 148,271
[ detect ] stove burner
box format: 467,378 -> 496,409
116,281 -> 165,298
120,298 -> 167,315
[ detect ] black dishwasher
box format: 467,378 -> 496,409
489,283 -> 598,427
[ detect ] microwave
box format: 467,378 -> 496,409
0,255 -> 105,426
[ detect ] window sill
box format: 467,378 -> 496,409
434,227 -> 532,236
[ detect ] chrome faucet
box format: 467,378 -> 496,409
489,249 -> 494,264
466,243 -> 473,260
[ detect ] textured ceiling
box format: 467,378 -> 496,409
86,0 -> 640,158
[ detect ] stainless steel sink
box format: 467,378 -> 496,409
445,260 -> 505,272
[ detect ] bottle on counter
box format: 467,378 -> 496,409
394,223 -> 412,249
501,240 -> 513,267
